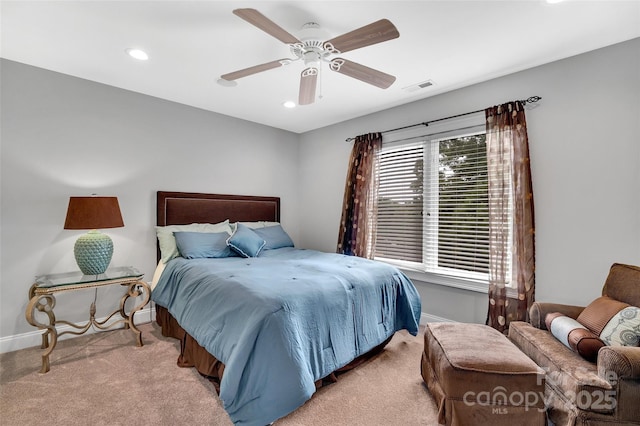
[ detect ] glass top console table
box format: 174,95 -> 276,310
26,266 -> 150,373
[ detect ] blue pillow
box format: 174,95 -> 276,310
226,223 -> 266,258
253,225 -> 294,250
174,231 -> 236,259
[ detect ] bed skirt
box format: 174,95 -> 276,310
155,305 -> 392,393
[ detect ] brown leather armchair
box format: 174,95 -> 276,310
509,263 -> 640,426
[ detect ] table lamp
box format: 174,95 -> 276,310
64,196 -> 124,275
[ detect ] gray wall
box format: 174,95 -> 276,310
2,38 -> 639,348
0,59 -> 300,343
298,38 -> 640,323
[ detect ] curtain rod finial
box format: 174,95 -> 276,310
523,96 -> 542,104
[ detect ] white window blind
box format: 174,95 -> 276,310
374,115 -> 512,284
427,134 -> 490,274
376,143 -> 424,263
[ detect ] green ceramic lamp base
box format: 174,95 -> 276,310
74,230 -> 114,275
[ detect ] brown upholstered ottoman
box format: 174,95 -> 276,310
421,323 -> 547,426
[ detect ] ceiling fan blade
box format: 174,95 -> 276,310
298,67 -> 318,105
329,58 -> 396,89
220,59 -> 290,81
233,8 -> 301,45
323,19 -> 399,54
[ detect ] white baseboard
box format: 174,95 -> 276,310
4,308 -> 445,353
420,312 -> 454,324
0,306 -> 156,354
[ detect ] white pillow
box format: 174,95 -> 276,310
150,261 -> 165,291
238,221 -> 280,229
156,220 -> 232,263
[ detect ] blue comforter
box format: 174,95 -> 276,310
152,247 -> 421,425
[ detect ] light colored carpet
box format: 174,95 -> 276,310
0,322 -> 439,425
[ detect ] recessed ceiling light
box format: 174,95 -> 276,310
125,48 -> 148,61
283,101 -> 296,108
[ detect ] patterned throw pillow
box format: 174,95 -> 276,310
599,306 -> 640,346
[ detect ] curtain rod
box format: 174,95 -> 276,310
345,96 -> 542,142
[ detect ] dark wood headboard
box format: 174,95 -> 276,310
156,191 -> 281,261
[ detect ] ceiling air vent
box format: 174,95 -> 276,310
403,79 -> 435,93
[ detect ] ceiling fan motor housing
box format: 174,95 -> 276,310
302,49 -> 322,67
299,22 -> 329,42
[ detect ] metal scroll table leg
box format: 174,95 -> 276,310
119,281 -> 150,347
25,294 -> 57,374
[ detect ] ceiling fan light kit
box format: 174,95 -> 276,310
219,8 -> 399,106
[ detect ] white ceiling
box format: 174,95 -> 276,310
2,1 -> 639,133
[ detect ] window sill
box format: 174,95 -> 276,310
392,265 -> 519,298
400,268 -> 488,293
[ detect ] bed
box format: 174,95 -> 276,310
151,191 -> 422,426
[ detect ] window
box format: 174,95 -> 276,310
374,116 -> 513,288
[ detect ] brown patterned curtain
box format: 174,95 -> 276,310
336,132 -> 382,258
485,101 -> 535,334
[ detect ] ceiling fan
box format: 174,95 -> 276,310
219,8 -> 400,105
